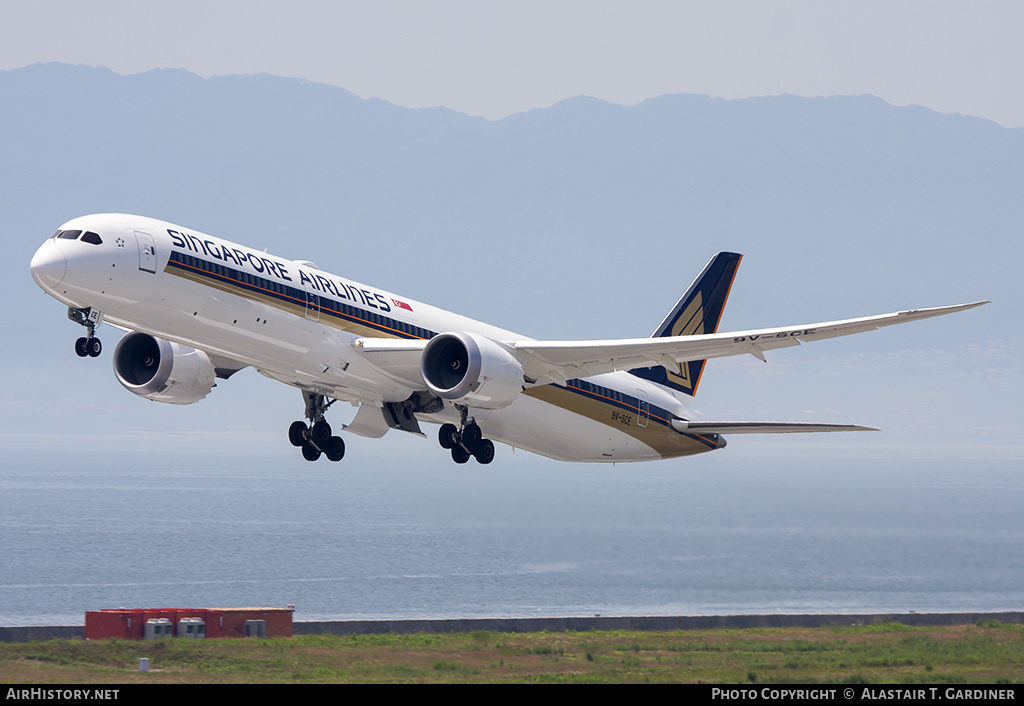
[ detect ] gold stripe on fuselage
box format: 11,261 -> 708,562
524,384 -> 713,459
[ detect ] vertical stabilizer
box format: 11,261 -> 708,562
629,251 -> 742,396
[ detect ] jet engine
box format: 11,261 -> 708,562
113,332 -> 216,405
420,331 -> 525,410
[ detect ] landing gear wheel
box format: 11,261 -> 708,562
294,390 -> 343,462
473,439 -> 495,465
324,436 -> 345,462
301,441 -> 322,462
462,422 -> 483,451
438,423 -> 459,449
311,419 -> 332,445
288,421 -> 307,447
68,308 -> 103,358
451,445 -> 471,464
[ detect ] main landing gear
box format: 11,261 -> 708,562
289,391 -> 345,462
438,418 -> 495,465
69,307 -> 102,357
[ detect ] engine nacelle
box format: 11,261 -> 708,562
113,332 -> 216,405
420,331 -> 525,410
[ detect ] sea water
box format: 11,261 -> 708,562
1,439 -> 1021,626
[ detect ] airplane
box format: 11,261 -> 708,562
29,214 -> 986,464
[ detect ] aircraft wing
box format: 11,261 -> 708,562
353,301 -> 987,388
509,301 -> 988,385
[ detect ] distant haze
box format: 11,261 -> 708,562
2,2 -> 1023,128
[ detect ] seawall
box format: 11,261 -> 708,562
291,612 -> 1024,636
2,612 -> 1021,643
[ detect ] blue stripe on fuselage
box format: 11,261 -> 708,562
167,251 -> 430,340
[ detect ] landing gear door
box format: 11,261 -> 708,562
134,231 -> 157,273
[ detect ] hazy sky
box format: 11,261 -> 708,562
3,0 -> 1023,127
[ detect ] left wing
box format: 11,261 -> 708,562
353,301 -> 987,388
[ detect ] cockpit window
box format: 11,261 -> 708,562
50,229 -> 62,240
50,229 -> 101,244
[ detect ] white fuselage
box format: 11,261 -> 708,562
30,214 -> 719,462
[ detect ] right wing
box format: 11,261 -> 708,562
510,301 -> 989,386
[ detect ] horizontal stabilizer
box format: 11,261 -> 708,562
672,420 -> 879,434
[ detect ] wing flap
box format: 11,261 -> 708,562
351,337 -> 428,387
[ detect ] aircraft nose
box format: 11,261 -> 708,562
30,240 -> 66,290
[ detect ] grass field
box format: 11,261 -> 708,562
2,621 -> 1021,684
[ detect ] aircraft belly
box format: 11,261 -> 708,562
479,396 -> 649,461
475,385 -> 715,463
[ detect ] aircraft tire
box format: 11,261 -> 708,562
462,422 -> 483,451
311,419 -> 332,445
325,436 -> 345,462
75,337 -> 89,357
451,445 -> 471,464
288,421 -> 307,447
86,337 -> 102,357
473,439 -> 495,465
301,441 -> 322,462
438,423 -> 459,449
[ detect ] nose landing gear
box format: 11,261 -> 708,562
69,307 -> 102,357
75,336 -> 102,358
289,391 -> 346,462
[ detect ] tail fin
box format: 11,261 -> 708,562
629,251 -> 742,396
